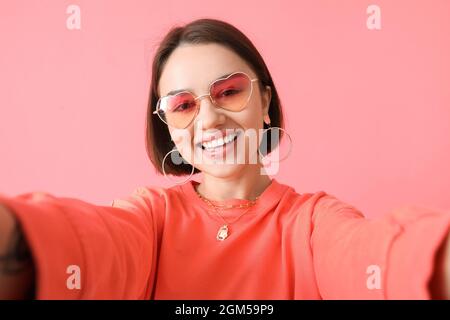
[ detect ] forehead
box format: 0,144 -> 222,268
158,43 -> 255,97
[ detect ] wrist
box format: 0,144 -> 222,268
0,203 -> 36,299
429,230 -> 450,299
0,204 -> 16,253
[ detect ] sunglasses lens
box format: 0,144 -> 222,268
211,73 -> 253,111
158,92 -> 198,129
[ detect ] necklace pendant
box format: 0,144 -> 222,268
216,225 -> 229,241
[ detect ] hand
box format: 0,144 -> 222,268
0,204 -> 35,299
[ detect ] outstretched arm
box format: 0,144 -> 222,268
310,193 -> 450,299
0,187 -> 161,299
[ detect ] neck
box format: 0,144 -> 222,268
196,165 -> 272,202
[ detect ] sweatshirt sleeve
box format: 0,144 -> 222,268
0,186 -> 163,299
310,192 -> 450,299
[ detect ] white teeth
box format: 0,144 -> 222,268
202,132 -> 237,149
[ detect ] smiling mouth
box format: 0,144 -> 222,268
196,131 -> 241,150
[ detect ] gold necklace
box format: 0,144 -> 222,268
195,188 -> 259,241
195,190 -> 259,209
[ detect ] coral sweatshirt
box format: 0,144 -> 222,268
0,178 -> 449,299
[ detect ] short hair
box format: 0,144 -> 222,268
146,18 -> 285,176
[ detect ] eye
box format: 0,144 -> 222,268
173,102 -> 194,112
219,88 -> 241,97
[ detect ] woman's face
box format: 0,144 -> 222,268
158,43 -> 271,178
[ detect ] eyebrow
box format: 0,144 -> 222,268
163,72 -> 235,97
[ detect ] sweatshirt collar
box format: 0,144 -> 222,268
179,177 -> 289,217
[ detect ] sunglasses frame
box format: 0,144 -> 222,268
153,71 -> 259,129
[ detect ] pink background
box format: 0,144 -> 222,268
0,0 -> 449,218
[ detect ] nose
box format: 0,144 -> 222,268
194,95 -> 225,130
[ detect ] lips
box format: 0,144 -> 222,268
201,132 -> 239,150
194,129 -> 241,149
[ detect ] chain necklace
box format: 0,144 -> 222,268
195,188 -> 259,241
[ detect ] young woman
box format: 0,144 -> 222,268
0,18 -> 449,300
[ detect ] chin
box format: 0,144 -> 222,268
198,162 -> 248,179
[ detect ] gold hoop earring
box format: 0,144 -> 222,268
162,147 -> 195,185
258,118 -> 293,164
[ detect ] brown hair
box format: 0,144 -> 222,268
146,18 -> 285,176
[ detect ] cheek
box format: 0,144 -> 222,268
170,128 -> 194,152
169,128 -> 183,143
238,102 -> 265,152
239,101 -> 264,130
